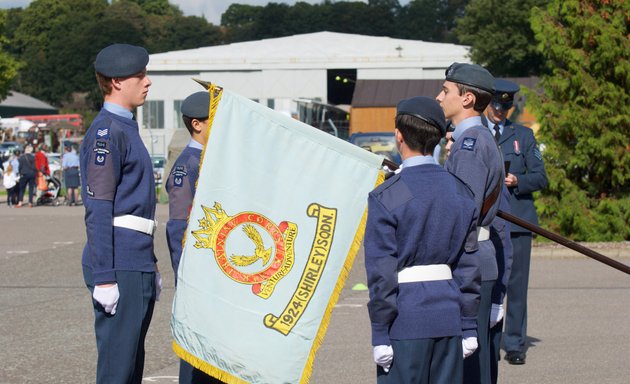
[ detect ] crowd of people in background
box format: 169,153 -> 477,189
1,142 -> 81,207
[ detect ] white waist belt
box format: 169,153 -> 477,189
398,264 -> 452,283
113,215 -> 157,236
477,226 -> 490,241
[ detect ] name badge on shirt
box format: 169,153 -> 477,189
461,137 -> 476,151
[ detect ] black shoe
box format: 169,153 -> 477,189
505,351 -> 526,365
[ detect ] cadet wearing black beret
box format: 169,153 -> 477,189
438,62 -> 504,384
82,42 -> 158,384
397,96 -> 447,137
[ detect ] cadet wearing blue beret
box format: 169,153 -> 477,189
80,43 -> 159,384
166,90 -> 224,383
486,79 -> 548,368
365,96 -> 480,383
437,62 -> 505,384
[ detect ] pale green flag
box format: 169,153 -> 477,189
172,85 -> 383,383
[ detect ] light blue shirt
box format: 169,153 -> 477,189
402,155 -> 436,169
188,138 -> 204,150
103,102 -> 134,120
487,120 -> 505,137
452,116 -> 483,141
62,149 -> 80,168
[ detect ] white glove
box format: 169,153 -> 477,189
373,345 -> 393,373
462,337 -> 478,358
155,271 -> 162,301
490,303 -> 504,328
93,284 -> 119,315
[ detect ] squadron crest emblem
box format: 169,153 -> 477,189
191,202 -> 297,299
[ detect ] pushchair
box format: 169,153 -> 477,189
36,174 -> 62,206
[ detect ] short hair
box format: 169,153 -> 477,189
456,83 -> 492,113
395,114 -> 442,155
182,115 -> 195,135
95,72 -> 113,95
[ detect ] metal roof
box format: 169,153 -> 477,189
148,31 -> 470,71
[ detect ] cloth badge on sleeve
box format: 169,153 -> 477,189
534,146 -> 542,160
461,137 -> 477,151
172,165 -> 188,187
96,128 -> 110,139
95,153 -> 107,166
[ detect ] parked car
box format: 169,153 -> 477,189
348,132 -> 401,165
152,156 -> 166,186
0,141 -> 23,162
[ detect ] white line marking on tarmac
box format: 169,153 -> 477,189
6,250 -> 29,254
53,241 -> 74,245
142,376 -> 178,382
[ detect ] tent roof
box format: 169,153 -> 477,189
148,31 -> 470,71
1,90 -> 57,110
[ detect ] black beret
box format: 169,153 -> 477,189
397,96 -> 447,137
95,44 -> 149,77
445,62 -> 495,93
181,91 -> 210,119
493,79 -> 520,102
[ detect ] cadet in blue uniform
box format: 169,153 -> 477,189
437,63 -> 504,384
165,91 -> 224,384
81,43 -> 160,384
486,79 -> 548,365
365,96 -> 480,384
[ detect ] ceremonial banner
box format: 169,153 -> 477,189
171,85 -> 384,383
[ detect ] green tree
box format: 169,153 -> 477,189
0,10 -> 22,99
529,0 -> 630,240
455,0 -> 547,76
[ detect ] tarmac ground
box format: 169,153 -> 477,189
1,203 -> 629,383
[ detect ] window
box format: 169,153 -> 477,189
173,100 -> 185,129
143,100 -> 164,129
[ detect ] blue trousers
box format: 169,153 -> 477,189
463,280 -> 495,384
377,337 -> 462,384
503,233 -> 532,353
179,359 -> 225,384
84,267 -> 156,384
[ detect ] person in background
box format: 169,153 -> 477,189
437,63 -> 504,384
62,144 -> 80,206
3,162 -> 18,207
365,96 -> 480,383
8,149 -> 21,206
165,90 -> 225,383
80,43 -> 160,384
17,145 -> 37,208
486,79 -> 548,365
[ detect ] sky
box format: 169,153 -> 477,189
0,1 -> 412,26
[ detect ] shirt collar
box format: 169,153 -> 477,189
402,155 -> 436,168
452,116 -> 483,141
188,138 -> 204,150
103,102 -> 134,120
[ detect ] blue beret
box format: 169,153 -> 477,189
95,44 -> 149,77
445,62 -> 495,93
181,91 -> 210,119
396,96 -> 447,137
493,79 -> 520,102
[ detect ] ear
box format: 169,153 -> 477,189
191,118 -> 203,134
394,128 -> 404,144
111,77 -> 123,91
462,91 -> 475,108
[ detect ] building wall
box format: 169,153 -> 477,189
350,107 -> 396,135
139,69 -> 327,157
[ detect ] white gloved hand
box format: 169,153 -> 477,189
373,345 -> 393,372
490,303 -> 504,328
93,284 -> 120,315
462,337 -> 478,358
155,271 -> 162,301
